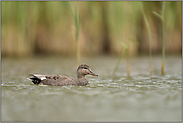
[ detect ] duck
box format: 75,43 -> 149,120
28,64 -> 98,86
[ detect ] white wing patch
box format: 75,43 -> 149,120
32,74 -> 47,80
27,78 -> 31,80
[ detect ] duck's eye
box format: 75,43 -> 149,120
84,67 -> 87,69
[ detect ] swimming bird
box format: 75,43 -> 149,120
28,64 -> 98,86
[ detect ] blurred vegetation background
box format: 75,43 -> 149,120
1,1 -> 182,58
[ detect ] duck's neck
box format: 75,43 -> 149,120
77,75 -> 88,86
77,74 -> 85,79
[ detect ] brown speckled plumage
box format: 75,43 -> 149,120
29,64 -> 98,86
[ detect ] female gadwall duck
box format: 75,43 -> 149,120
29,64 -> 98,86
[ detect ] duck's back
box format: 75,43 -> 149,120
42,75 -> 80,86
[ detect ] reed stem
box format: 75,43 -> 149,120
153,2 -> 166,76
68,1 -> 80,66
126,40 -> 130,77
76,2 -> 80,66
161,1 -> 165,76
140,2 -> 153,76
112,48 -> 127,75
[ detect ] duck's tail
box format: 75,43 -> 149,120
28,74 -> 42,84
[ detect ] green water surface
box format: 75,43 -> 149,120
1,56 -> 182,122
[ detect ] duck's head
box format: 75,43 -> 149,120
77,64 -> 98,78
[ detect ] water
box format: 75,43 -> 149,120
1,56 -> 182,122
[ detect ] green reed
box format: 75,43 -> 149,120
140,2 -> 153,76
2,2 -> 180,58
127,38 -> 138,76
112,38 -> 138,76
68,2 -> 80,66
126,39 -> 130,76
153,1 -> 165,76
112,42 -> 127,76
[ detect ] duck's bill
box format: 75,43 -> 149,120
89,71 -> 98,76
